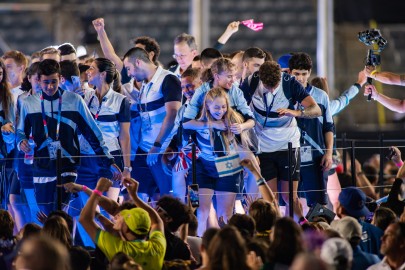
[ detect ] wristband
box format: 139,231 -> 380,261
396,160 -> 404,168
93,189 -> 102,196
370,70 -> 378,78
153,141 -> 162,148
298,217 -> 308,225
372,91 -> 380,101
82,185 -> 88,192
300,108 -> 305,117
256,177 -> 266,186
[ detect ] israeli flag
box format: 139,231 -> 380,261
215,153 -> 243,177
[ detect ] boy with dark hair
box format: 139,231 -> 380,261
59,60 -> 81,93
289,52 -> 334,208
200,48 -> 222,70
58,43 -> 77,62
133,36 -> 161,64
16,59 -> 121,214
242,47 -> 267,80
156,195 -> 193,261
123,47 -> 182,199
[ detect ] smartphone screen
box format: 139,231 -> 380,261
188,184 -> 199,208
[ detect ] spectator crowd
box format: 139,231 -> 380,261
0,17 -> 404,270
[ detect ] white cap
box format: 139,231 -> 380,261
320,238 -> 353,266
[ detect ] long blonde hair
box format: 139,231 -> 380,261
198,87 -> 251,153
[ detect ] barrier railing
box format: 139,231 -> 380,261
1,132 -> 404,219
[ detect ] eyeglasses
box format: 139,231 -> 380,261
172,54 -> 188,60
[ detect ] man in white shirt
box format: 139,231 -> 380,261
368,222 -> 405,270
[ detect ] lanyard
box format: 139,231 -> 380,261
40,90 -> 62,141
138,82 -> 153,113
263,92 -> 277,126
87,95 -> 104,121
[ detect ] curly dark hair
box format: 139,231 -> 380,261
134,36 -> 161,64
258,61 -> 281,89
157,196 -> 191,232
288,52 -> 312,71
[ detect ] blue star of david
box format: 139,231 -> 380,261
226,161 -> 233,169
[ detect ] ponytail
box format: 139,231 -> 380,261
112,70 -> 122,93
201,68 -> 214,83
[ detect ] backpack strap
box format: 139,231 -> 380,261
281,73 -> 297,110
249,71 -> 260,98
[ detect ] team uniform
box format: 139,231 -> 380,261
183,81 -> 255,196
0,98 -> 15,206
16,89 -> 115,214
121,78 -> 142,163
246,72 -> 308,182
329,83 -> 361,116
187,127 -> 242,193
132,66 -> 182,196
297,85 -> 334,206
77,87 -> 130,189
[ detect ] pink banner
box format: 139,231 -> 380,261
241,19 -> 264,31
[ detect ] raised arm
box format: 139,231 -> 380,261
329,70 -> 366,116
214,21 -> 240,50
365,66 -> 405,86
123,178 -> 164,233
92,18 -> 124,72
364,84 -> 405,113
64,182 -> 120,216
79,177 -> 113,241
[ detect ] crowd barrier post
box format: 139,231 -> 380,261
288,142 -> 293,218
342,133 -> 347,173
192,143 -> 196,185
0,163 -> 6,209
350,140 -> 356,186
378,133 -> 385,197
56,149 -> 62,211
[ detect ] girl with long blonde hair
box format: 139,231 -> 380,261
184,87 -> 251,236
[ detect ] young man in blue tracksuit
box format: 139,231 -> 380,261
16,59 -> 121,214
289,53 -> 335,207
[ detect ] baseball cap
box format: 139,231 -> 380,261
120,208 -> 151,235
320,238 -> 353,265
277,54 -> 292,69
338,187 -> 371,218
331,216 -> 362,241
